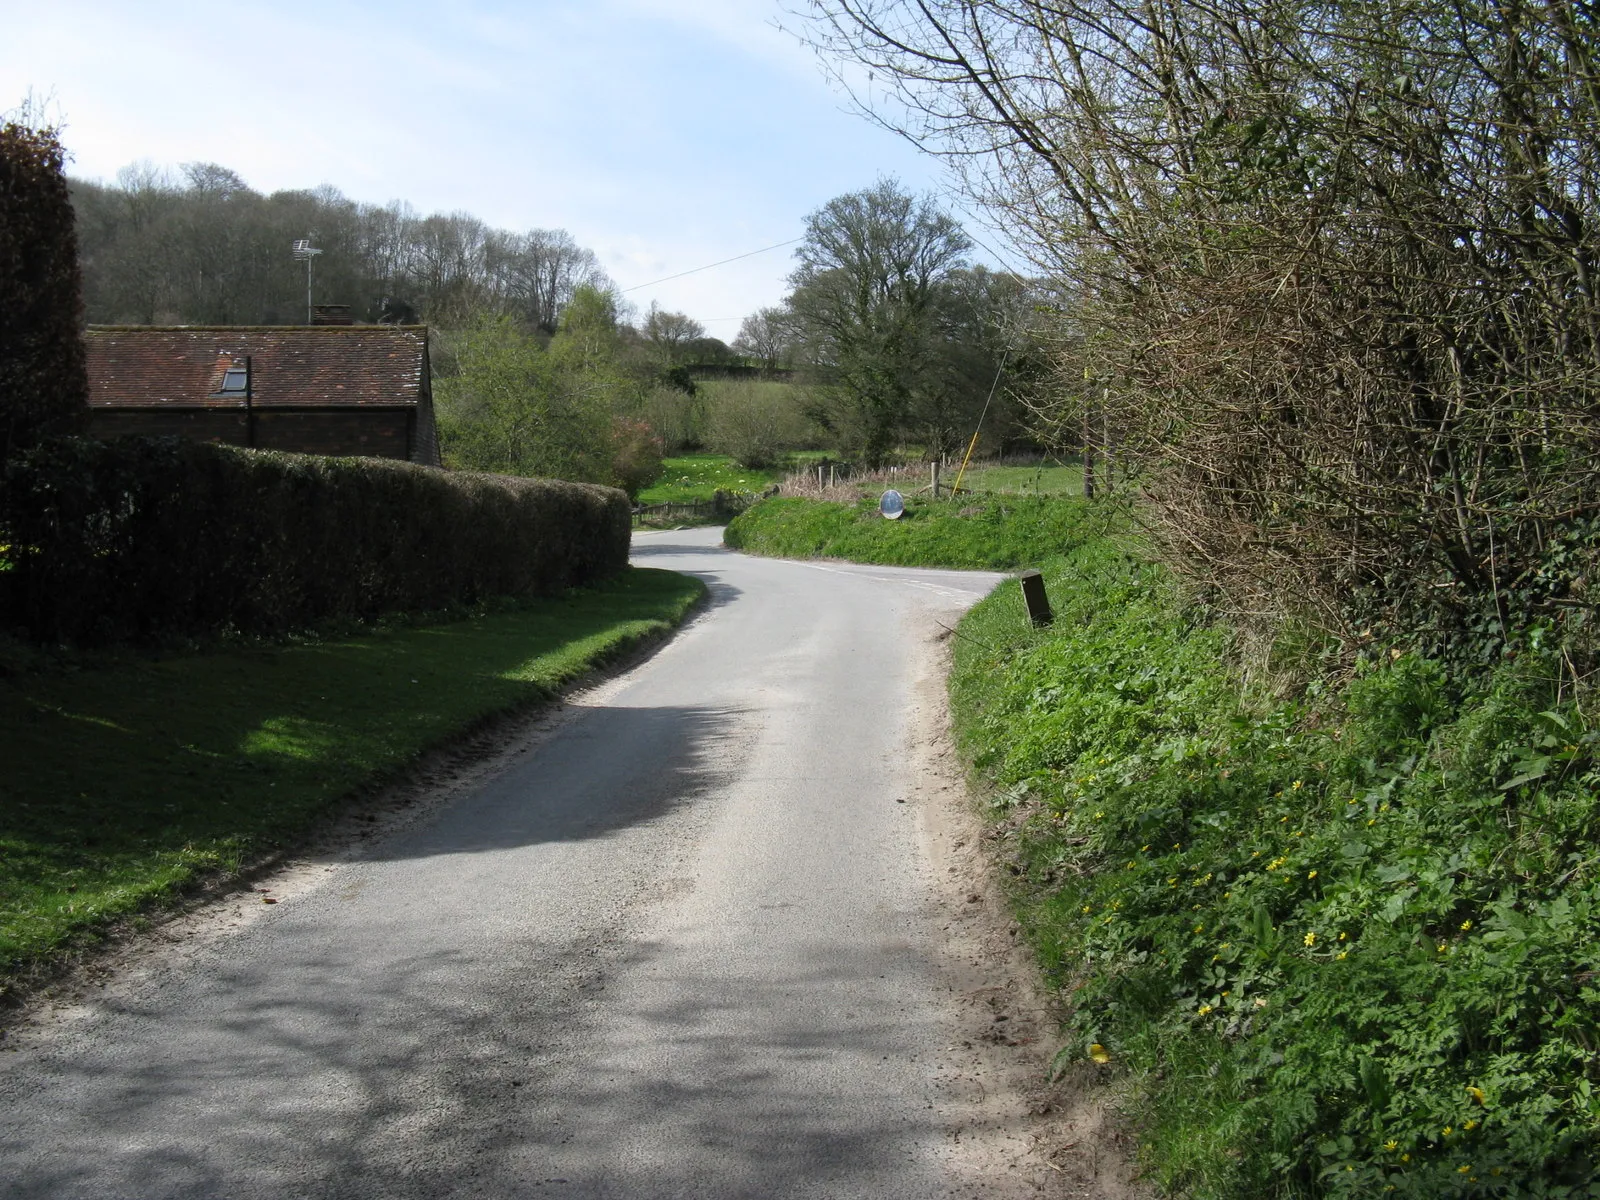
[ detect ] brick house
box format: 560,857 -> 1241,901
84,325 -> 442,466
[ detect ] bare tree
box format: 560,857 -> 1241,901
799,0 -> 1600,648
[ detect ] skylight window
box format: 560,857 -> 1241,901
218,367 -> 248,394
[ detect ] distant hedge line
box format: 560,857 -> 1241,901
0,437 -> 631,645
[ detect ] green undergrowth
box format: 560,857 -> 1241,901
724,493 -> 1113,569
950,539 -> 1600,1198
0,568 -> 704,994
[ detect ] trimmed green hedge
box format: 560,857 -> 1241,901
1,437 -> 631,644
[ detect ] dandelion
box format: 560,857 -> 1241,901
1304,931 -> 1317,946
1292,779 -> 1304,790
1384,1140 -> 1399,1152
1438,942 -> 1449,953
1461,919 -> 1473,931
1308,870 -> 1318,879
1442,1126 -> 1453,1137
1198,1003 -> 1213,1015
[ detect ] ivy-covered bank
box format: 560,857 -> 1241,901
950,536 -> 1600,1198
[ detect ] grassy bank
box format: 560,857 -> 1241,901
949,534 -> 1600,1197
0,568 -> 705,993
724,493 -> 1112,569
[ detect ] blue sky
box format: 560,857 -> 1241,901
2,0 -> 1006,336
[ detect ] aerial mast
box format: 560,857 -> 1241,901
291,237 -> 322,324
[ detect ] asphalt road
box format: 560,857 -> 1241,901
0,527 -> 1015,1199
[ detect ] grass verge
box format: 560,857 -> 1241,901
0,567 -> 705,995
724,493 -> 1113,570
949,533 -> 1600,1197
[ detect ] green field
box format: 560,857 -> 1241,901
957,458 -> 1084,496
635,454 -> 781,504
0,568 -> 704,992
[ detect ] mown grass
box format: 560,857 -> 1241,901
949,531 -> 1600,1198
724,493 -> 1113,569
957,458 -> 1084,496
0,568 -> 704,991
635,454 -> 782,504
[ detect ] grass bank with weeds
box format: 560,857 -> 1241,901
950,528 -> 1600,1197
724,493 -> 1112,570
0,568 -> 704,996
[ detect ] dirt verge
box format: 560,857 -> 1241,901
906,620 -> 1151,1199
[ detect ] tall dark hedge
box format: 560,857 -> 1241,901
0,122 -> 87,461
0,438 -> 632,645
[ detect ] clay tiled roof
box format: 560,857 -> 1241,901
84,326 -> 429,409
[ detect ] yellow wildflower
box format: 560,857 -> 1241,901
1292,779 -> 1303,790
1308,870 -> 1318,879
1088,1043 -> 1111,1064
1304,931 -> 1317,947
1198,1003 -> 1213,1015
1460,919 -> 1473,931
1336,951 -> 1348,960
1464,1120 -> 1479,1131
1384,1140 -> 1399,1152
1466,1086 -> 1486,1105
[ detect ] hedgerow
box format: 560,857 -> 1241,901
0,436 -> 631,645
951,534 -> 1600,1198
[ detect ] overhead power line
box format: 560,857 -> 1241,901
620,238 -> 802,293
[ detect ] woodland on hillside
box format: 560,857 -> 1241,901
68,165 -> 1042,477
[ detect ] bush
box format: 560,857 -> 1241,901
701,379 -> 813,468
0,119 -> 87,461
0,437 -> 631,645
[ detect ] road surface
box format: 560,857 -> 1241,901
0,528 -> 1067,1199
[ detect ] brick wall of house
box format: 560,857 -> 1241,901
88,409 -> 414,460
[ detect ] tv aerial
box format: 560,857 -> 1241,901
291,237 -> 322,323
